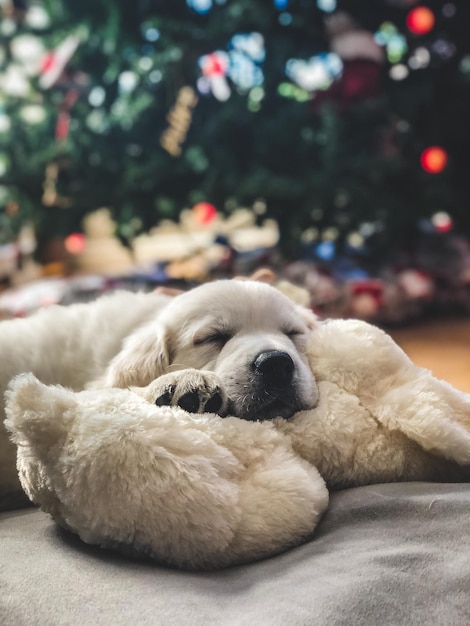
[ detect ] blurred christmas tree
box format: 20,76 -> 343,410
0,0 -> 469,262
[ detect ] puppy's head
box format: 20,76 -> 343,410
104,280 -> 318,421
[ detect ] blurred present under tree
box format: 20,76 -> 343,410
0,0 -> 470,262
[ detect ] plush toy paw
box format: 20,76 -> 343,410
134,368 -> 228,415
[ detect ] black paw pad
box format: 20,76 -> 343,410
155,386 -> 175,407
204,393 -> 223,414
178,390 -> 200,413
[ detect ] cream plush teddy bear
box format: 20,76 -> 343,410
5,317 -> 470,570
5,374 -> 329,571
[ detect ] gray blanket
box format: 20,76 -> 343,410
0,483 -> 470,626
1,482 -> 469,625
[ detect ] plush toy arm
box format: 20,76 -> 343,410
307,318 -> 470,469
375,372 -> 470,466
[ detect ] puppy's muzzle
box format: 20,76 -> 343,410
252,350 -> 294,389
227,349 -> 312,421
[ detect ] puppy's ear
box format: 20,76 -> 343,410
97,323 -> 170,388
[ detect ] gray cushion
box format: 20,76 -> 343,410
1,482 -> 469,625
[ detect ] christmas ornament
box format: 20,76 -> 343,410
397,269 -> 434,299
313,12 -> 385,109
55,89 -> 79,141
35,33 -> 85,145
329,13 -> 385,63
420,146 -> 448,173
349,279 -> 383,319
42,162 -> 72,209
39,33 -> 81,90
227,33 -> 265,92
198,33 -> 265,101
406,7 -> 435,36
286,53 -> 342,92
160,86 -> 198,157
198,51 -> 230,101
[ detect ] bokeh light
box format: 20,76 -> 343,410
192,202 -> 218,224
65,233 -> 87,255
431,211 -> 453,232
315,240 -> 336,261
316,0 -> 337,13
390,64 -> 409,80
374,22 -> 408,64
187,0 -> 213,14
420,146 -> 448,173
406,7 -> 435,35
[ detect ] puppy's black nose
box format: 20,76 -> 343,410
253,350 -> 295,388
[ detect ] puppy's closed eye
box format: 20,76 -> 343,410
283,328 -> 304,339
193,331 -> 233,348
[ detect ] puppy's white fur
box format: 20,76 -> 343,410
0,281 -> 318,502
99,280 -> 318,420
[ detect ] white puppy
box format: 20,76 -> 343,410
0,280 -> 318,504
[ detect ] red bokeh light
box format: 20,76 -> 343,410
192,202 -> 218,224
432,212 -> 453,233
420,147 -> 448,174
65,233 -> 87,255
406,7 -> 435,35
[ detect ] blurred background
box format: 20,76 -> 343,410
1,0 -> 470,386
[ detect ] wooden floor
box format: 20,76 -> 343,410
390,317 -> 470,393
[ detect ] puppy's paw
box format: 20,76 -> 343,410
136,369 -> 228,416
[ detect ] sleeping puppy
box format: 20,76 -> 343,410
97,280 -> 319,421
0,280 -> 318,504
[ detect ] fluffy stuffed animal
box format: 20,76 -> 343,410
4,374 -> 328,570
282,318 -> 470,488
4,317 -> 470,570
